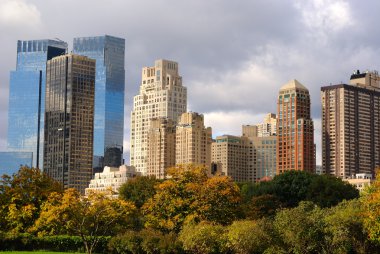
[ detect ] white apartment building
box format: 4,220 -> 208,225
85,165 -> 139,197
130,60 -> 187,175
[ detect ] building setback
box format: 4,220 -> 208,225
130,60 -> 187,175
43,54 -> 95,194
147,118 -> 176,179
7,39 -> 67,168
277,79 -> 315,174
73,35 -> 125,170
321,70 -> 380,178
176,112 -> 212,170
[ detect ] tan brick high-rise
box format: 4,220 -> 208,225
176,112 -> 212,170
321,70 -> 380,178
147,118 -> 176,179
277,79 -> 315,174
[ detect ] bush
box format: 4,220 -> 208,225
0,233 -> 109,253
108,229 -> 183,254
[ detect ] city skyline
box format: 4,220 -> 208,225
2,1 -> 380,166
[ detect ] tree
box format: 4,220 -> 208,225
0,166 -> 62,233
249,171 -> 359,208
324,199 -> 377,254
273,201 -> 328,253
244,194 -> 283,220
362,170 -> 380,246
143,164 -> 241,233
32,188 -> 136,254
179,222 -> 226,254
307,174 -> 359,207
225,219 -> 275,254
118,176 -> 158,208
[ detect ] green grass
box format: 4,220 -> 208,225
0,252 -> 83,253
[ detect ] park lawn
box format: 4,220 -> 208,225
0,252 -> 83,254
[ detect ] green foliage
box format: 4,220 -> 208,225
143,164 -> 241,233
306,174 -> 359,207
32,188 -> 136,254
0,233 -> 109,253
362,170 -> 380,246
244,194 -> 282,220
0,166 -> 62,233
179,222 -> 226,254
243,171 -> 359,210
119,176 -> 158,209
324,199 -> 375,254
108,229 -> 183,254
274,201 -> 328,253
225,219 -> 275,254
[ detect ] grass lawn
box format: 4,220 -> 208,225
0,252 -> 83,254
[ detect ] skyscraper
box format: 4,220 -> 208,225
147,118 -> 176,179
321,70 -> 380,178
73,35 -> 125,169
43,54 -> 95,194
176,112 -> 212,170
277,79 -> 315,174
242,114 -> 277,181
130,59 -> 187,175
7,39 -> 67,168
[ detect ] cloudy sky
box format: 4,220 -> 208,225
1,0 -> 380,165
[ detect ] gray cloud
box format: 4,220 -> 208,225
1,0 -> 380,166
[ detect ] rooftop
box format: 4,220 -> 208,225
280,79 -> 308,91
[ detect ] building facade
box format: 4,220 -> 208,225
211,135 -> 255,182
321,70 -> 380,178
73,35 -> 125,168
130,59 -> 187,175
147,118 -> 176,179
43,54 -> 95,194
0,152 -> 33,175
277,79 -> 315,174
250,136 -> 277,180
176,112 -> 212,170
7,39 -> 67,168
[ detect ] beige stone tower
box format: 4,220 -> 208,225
147,118 -> 176,179
176,112 -> 212,170
130,60 -> 187,175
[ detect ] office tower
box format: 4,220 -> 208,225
242,114 -> 277,181
277,79 -> 315,174
0,152 -> 33,175
147,118 -> 176,179
130,59 -> 187,175
176,112 -> 212,170
211,135 -> 255,182
73,35 -> 125,169
43,54 -> 95,194
7,39 -> 67,168
321,70 -> 380,178
250,136 -> 277,180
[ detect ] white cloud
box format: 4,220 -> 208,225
204,111 -> 267,138
0,0 -> 41,28
295,0 -> 353,44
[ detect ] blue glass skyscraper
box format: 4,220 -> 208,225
73,35 -> 125,168
7,39 -> 67,168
